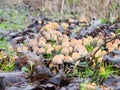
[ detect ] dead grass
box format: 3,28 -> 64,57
1,0 -> 120,20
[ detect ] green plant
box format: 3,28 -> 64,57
80,83 -> 86,90
115,28 -> 120,34
2,62 -> 15,72
29,61 -> 34,72
85,44 -> 94,52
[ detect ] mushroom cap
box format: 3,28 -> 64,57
106,42 -> 112,48
29,39 -> 38,47
33,46 -> 39,53
101,50 -> 107,56
82,38 -> 91,46
97,57 -> 103,63
63,55 -> 73,63
74,44 -> 87,55
68,19 -> 74,23
61,36 -> 69,42
68,46 -> 73,54
61,22 -> 69,29
97,38 -> 104,46
38,40 -> 46,47
41,22 -> 59,31
39,36 -> 46,43
72,52 -> 80,61
70,38 -> 78,47
58,54 -> 64,60
54,45 -> 62,52
113,43 -> 118,49
62,41 -> 70,48
46,47 -> 54,54
61,48 -> 69,55
93,47 -> 102,57
108,47 -> 114,52
38,47 -> 46,54
51,33 -> 57,41
77,39 -> 82,45
16,44 -> 28,52
55,31 -> 62,37
35,33 -> 41,41
114,39 -> 120,45
52,55 -> 63,64
43,31 -> 51,40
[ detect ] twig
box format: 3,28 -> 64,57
60,0 -> 65,20
90,33 -> 120,59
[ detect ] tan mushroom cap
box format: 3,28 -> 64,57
70,38 -> 78,47
61,48 -> 69,55
112,43 -> 118,49
97,57 -> 103,63
114,39 -> 120,45
51,33 -> 57,41
62,34 -> 69,42
63,55 -> 73,63
39,36 -> 46,43
74,44 -> 88,55
68,46 -> 73,54
69,19 -> 74,23
33,46 -> 39,53
54,45 -> 62,52
61,22 -> 69,29
16,46 -> 28,52
55,31 -> 62,37
82,38 -> 91,46
41,22 -> 59,31
52,55 -> 63,64
101,50 -> 107,56
62,41 -> 70,48
106,42 -> 112,48
77,39 -> 82,45
46,47 -> 54,54
43,31 -> 51,40
93,47 -> 102,57
29,39 -> 38,47
72,52 -> 80,61
97,38 -> 104,46
38,47 -> 46,54
38,40 -> 46,47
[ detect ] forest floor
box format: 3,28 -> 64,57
0,1 -> 120,90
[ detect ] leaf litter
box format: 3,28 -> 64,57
0,16 -> 120,90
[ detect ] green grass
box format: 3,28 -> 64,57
0,8 -> 28,30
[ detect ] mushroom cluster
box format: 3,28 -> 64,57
24,22 -> 90,64
12,21 -> 120,66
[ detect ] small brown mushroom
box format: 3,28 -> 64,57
38,47 -> 46,54
82,38 -> 91,46
61,22 -> 69,29
29,39 -> 38,47
97,57 -> 103,63
106,42 -> 112,48
93,47 -> 102,57
62,41 -> 70,48
70,38 -> 78,47
61,48 -> 69,55
39,36 -> 46,43
74,45 -> 87,55
63,55 -> 73,63
72,52 -> 80,61
102,50 -> 107,56
33,46 -> 39,53
43,31 -> 51,40
68,46 -> 73,54
52,55 -> 63,64
38,40 -> 46,47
